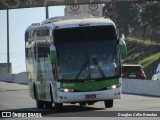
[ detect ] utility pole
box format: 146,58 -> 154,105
46,6 -> 49,19
112,0 -> 116,24
7,9 -> 10,73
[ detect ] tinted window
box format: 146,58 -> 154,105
54,25 -> 117,44
54,25 -> 119,80
38,44 -> 50,57
122,66 -> 142,73
33,27 -> 50,36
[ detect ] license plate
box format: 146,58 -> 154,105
129,75 -> 136,77
85,94 -> 96,99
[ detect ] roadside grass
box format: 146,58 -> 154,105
139,52 -> 160,68
127,37 -> 156,45
139,52 -> 160,79
125,37 -> 160,79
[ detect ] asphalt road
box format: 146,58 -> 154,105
0,81 -> 160,118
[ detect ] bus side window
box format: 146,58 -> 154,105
34,44 -> 36,60
37,46 -> 50,58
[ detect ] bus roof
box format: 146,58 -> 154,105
41,15 -> 115,28
26,15 -> 115,31
122,64 -> 142,67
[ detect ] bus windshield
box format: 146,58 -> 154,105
54,26 -> 119,80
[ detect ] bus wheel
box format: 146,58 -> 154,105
79,102 -> 86,106
54,103 -> 63,111
34,84 -> 45,108
104,99 -> 113,108
45,102 -> 52,108
36,100 -> 45,108
50,85 -> 54,103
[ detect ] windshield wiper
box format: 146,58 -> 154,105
92,57 -> 106,78
75,61 -> 88,80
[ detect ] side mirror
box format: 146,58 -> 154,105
50,44 -> 57,64
119,38 -> 127,59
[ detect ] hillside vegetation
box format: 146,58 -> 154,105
123,37 -> 160,79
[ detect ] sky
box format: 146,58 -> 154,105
0,6 -> 65,73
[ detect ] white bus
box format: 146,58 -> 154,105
25,15 -> 127,110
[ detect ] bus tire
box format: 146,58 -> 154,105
104,99 -> 113,108
33,84 -> 45,108
88,101 -> 94,105
54,103 -> 63,111
79,102 -> 86,106
45,101 -> 52,108
36,100 -> 45,108
33,83 -> 37,99
50,85 -> 54,102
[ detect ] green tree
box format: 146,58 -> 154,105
103,2 -> 141,37
116,2 -> 140,37
140,1 -> 160,40
103,1 -> 160,40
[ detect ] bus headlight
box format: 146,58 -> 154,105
112,85 -> 116,89
64,88 -> 69,92
58,88 -> 74,92
106,84 -> 121,90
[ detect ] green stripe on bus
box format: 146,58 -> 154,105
60,79 -> 119,92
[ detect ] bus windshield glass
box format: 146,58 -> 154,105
54,25 -> 119,80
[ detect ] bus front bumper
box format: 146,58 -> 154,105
55,87 -> 121,103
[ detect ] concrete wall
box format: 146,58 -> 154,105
0,73 -> 28,84
122,78 -> 160,97
0,74 -> 160,96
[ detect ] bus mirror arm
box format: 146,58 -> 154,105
116,39 -> 120,45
